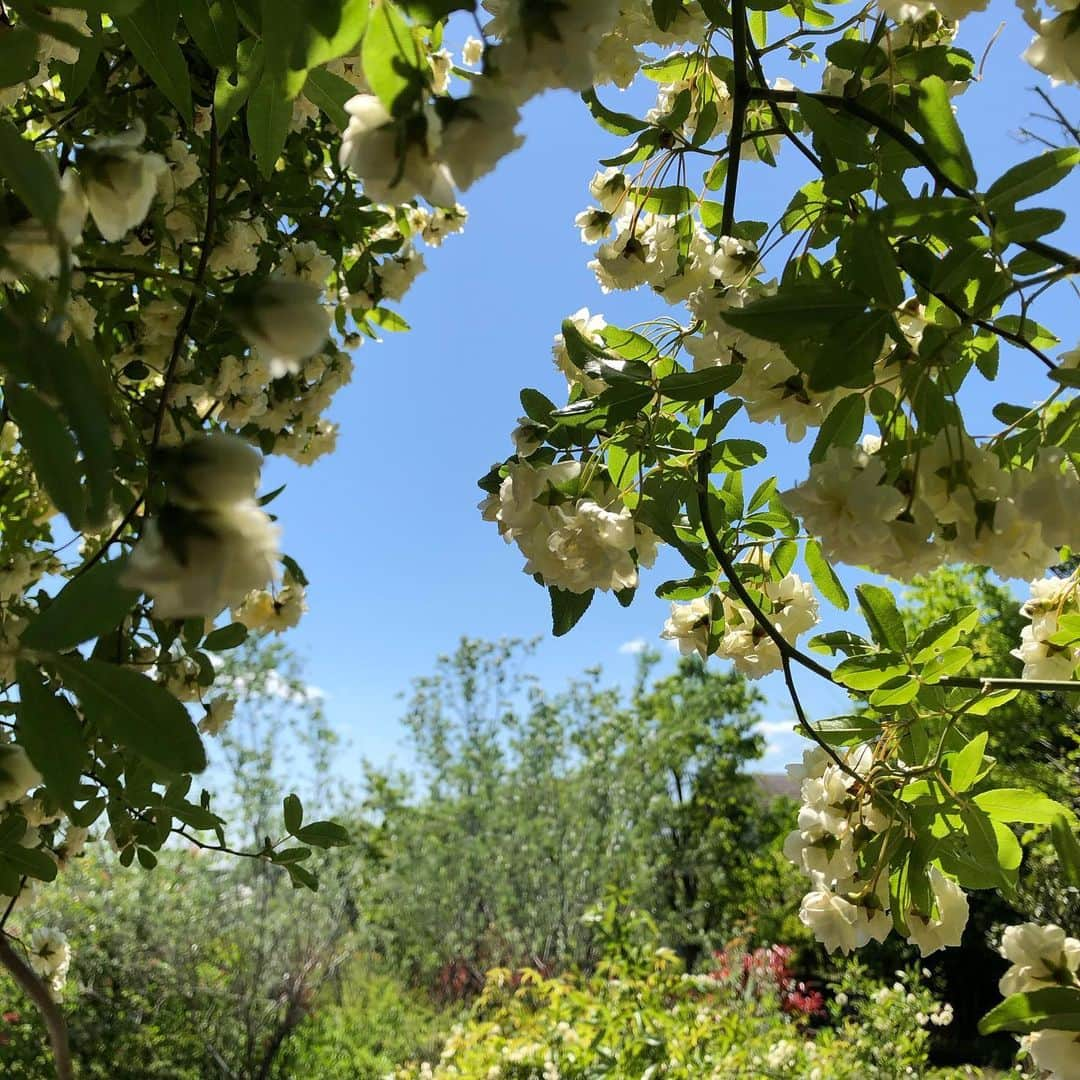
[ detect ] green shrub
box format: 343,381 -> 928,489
275,964 -> 448,1079
389,908 -> 982,1080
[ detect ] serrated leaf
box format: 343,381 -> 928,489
549,586 -> 593,637
805,540 -> 849,610
985,148 -> 1080,210
16,663 -> 87,808
948,731 -> 988,793
246,67 -> 292,179
52,656 -> 206,775
115,0 -> 193,125
362,0 -> 422,116
655,576 -> 713,601
856,583 -> 907,652
910,74 -> 976,190
810,395 -> 865,465
179,0 -> 237,67
6,384 -> 85,529
581,88 -> 648,136
302,66 -> 356,129
973,788 -> 1077,827
979,987 -> 1080,1036
0,119 -> 60,224
22,561 -> 137,652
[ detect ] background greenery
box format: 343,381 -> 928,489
0,566 -> 1071,1077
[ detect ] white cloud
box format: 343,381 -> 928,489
757,719 -> 795,735
618,638 -> 647,655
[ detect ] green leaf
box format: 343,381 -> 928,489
973,788 -> 1077,827
992,207 -> 1065,246
397,0 -> 472,23
809,395 -> 865,465
655,576 -> 713,601
179,0 -> 237,67
979,987 -> 1080,1036
294,820 -> 350,847
840,221 -> 904,307
909,74 -> 976,190
246,67 -> 292,179
720,284 -> 867,344
6,384 -> 85,529
0,843 -> 58,883
115,0 -> 193,125
659,365 -> 740,401
711,439 -> 767,471
202,622 -> 248,650
0,119 -> 60,224
283,793 -> 303,833
362,0 -> 422,116
856,584 -> 907,653
581,88 -> 648,136
805,539 -> 848,610
833,654 -> 910,690
948,731 -> 988,793
16,663 -> 87,808
214,38 -> 263,129
0,28 -> 41,88
985,148 -> 1080,210
302,67 -> 357,129
810,715 -> 882,745
549,586 -> 593,637
21,561 -> 138,652
651,0 -> 682,30
52,656 -> 206,775
1051,815 -> 1080,888
796,92 -> 873,166
261,0 -> 370,98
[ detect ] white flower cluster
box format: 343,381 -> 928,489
1000,923 -> 1080,1079
783,433 -> 1080,581
661,568 -> 819,679
482,460 -> 658,594
122,434 -> 279,619
28,927 -> 71,1000
1013,575 -> 1079,681
784,745 -> 969,956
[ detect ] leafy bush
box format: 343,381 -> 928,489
388,905 -> 980,1080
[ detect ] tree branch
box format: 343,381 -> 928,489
0,933 -> 73,1080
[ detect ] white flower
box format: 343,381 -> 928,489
80,121 -> 168,242
1024,11 -> 1080,85
552,308 -> 610,394
233,582 -> 307,632
28,927 -> 70,982
167,433 -> 262,509
1012,624 -> 1077,682
1,170 -> 88,281
905,867 -> 969,956
199,696 -> 235,736
429,48 -> 453,93
439,95 -> 523,190
0,745 -> 42,807
1000,923 -> 1080,996
462,36 -> 485,66
709,235 -> 761,286
122,502 -> 279,619
339,94 -> 455,206
238,280 -> 331,364
799,886 -> 861,953
661,597 -> 712,659
1023,1029 -> 1080,1080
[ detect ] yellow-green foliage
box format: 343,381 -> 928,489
390,909 -> 983,1080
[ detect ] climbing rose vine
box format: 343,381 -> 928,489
0,0 -> 1077,1075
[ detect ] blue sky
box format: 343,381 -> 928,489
262,3 -> 1080,778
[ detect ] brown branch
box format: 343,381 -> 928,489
148,108 -> 220,467
0,933 -> 73,1080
